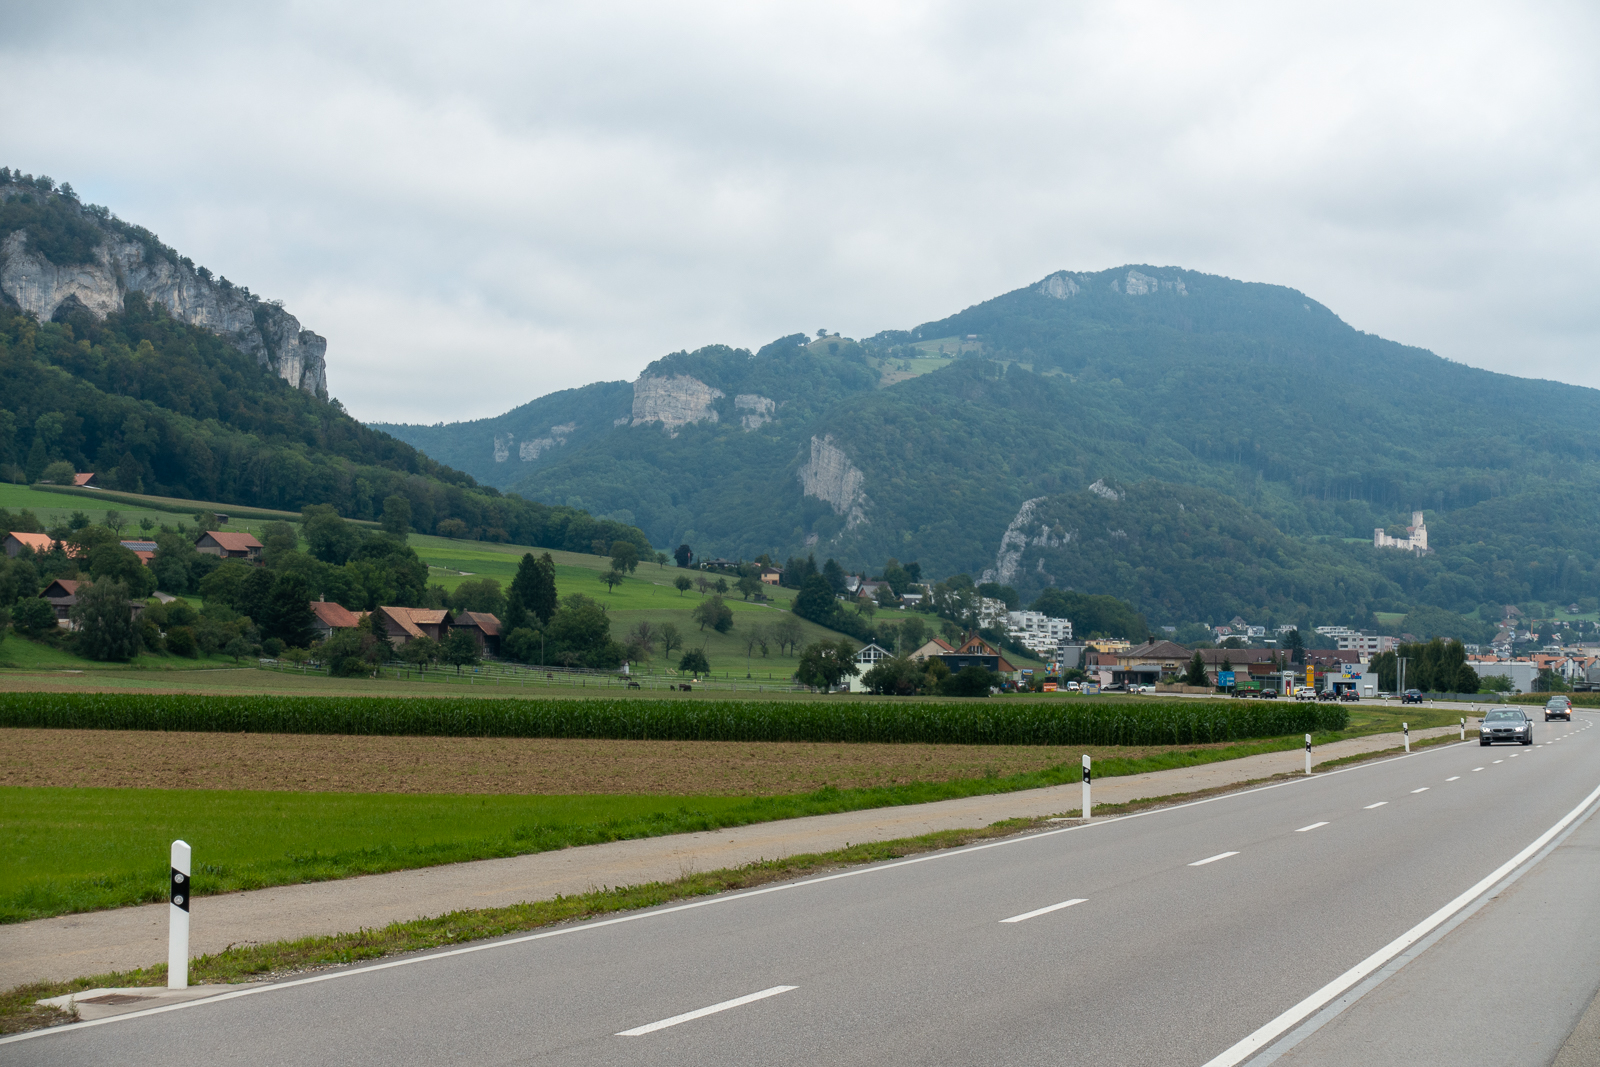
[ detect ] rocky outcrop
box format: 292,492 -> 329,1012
1114,269 -> 1186,297
982,496 -> 1047,585
734,394 -> 775,431
797,435 -> 868,528
631,374 -> 723,434
1037,273 -> 1082,300
0,183 -> 327,395
492,423 -> 577,464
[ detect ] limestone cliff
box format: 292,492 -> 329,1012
631,374 -> 723,434
797,434 -> 868,528
734,393 -> 775,430
0,179 -> 327,396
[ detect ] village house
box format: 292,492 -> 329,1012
119,539 -> 158,566
4,531 -> 61,558
71,472 -> 101,488
452,612 -> 503,656
908,637 -> 956,662
194,530 -> 263,562
371,606 -> 451,648
759,568 -> 782,585
845,641 -> 894,692
1112,641 -> 1194,686
309,601 -> 362,642
39,578 -> 81,627
938,635 -> 1018,681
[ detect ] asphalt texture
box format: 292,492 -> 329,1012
10,714 -> 1600,1066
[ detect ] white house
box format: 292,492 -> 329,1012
846,642 -> 894,692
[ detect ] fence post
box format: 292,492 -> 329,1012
1081,755 -> 1092,819
169,839 -> 191,989
1403,722 -> 1409,753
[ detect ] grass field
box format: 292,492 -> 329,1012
0,728 -> 1360,923
405,533 -> 984,677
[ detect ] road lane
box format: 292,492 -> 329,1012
9,715 -> 1598,1066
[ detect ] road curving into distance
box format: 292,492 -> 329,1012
9,715 -> 1600,1066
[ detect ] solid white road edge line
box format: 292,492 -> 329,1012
1294,823 -> 1328,833
1198,774 -> 1600,1067
1001,898 -> 1087,923
616,985 -> 796,1036
1241,774 -> 1600,1067
0,726 -> 1499,1046
1189,852 -> 1240,867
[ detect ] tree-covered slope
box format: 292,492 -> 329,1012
384,265 -> 1600,629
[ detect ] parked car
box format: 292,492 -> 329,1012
1546,696 -> 1573,722
1481,708 -> 1534,746
1339,689 -> 1361,702
1401,689 -> 1424,704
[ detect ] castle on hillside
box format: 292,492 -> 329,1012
1375,511 -> 1429,553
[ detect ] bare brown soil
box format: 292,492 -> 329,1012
0,728 -> 1200,796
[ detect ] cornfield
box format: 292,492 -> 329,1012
0,693 -> 1347,747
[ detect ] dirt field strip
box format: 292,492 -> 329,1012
0,725 -> 1459,990
0,729 -> 1257,796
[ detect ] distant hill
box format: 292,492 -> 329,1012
0,169 -> 650,556
379,265 -> 1600,634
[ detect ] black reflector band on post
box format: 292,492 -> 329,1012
171,867 -> 190,911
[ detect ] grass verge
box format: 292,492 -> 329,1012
1,817 -> 1050,1036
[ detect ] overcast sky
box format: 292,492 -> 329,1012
6,2 -> 1598,423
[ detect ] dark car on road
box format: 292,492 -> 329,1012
1401,689 -> 1424,704
1481,708 -> 1534,746
1545,696 -> 1573,722
1339,689 -> 1361,702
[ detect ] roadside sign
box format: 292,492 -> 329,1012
1043,682 -> 1058,692
1218,670 -> 1235,687
1306,666 -> 1315,687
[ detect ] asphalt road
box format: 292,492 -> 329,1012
10,714 -> 1600,1066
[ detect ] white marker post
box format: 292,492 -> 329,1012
1081,755 -> 1092,820
1460,717 -> 1465,741
1305,733 -> 1312,776
169,839 -> 191,989
1403,722 -> 1410,753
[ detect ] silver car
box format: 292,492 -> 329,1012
1481,708 -> 1533,746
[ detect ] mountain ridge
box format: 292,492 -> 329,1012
376,264 -> 1600,631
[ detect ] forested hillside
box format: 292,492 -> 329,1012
382,265 -> 1600,632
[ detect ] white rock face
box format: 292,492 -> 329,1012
631,375 -> 724,434
798,434 -> 868,528
492,423 -> 577,463
982,496 -> 1047,585
1115,270 -> 1187,297
0,187 -> 327,395
1087,478 -> 1124,500
734,394 -> 775,430
1037,273 -> 1081,300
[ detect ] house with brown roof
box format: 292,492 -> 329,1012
5,532 -> 62,558
372,606 -> 451,648
195,530 -> 263,561
939,635 -> 1019,680
119,540 -> 158,566
71,472 -> 100,488
1113,641 -> 1195,686
452,612 -> 502,655
908,637 -> 956,662
309,601 -> 363,642
39,578 -> 81,627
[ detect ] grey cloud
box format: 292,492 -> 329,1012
3,1 -> 1598,421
